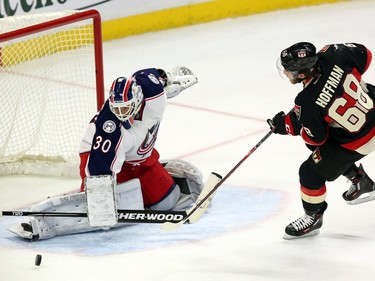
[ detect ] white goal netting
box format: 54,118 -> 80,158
0,10 -> 104,177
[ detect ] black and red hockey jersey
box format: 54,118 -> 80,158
293,43 -> 375,155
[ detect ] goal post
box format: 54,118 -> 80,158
0,10 -> 105,177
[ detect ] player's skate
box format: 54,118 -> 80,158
283,202 -> 327,240
342,164 -> 375,205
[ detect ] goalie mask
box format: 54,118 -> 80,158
109,77 -> 143,125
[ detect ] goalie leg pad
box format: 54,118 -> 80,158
29,192 -> 92,240
8,179 -> 144,240
161,159 -> 204,210
115,178 -> 144,210
162,159 -> 204,196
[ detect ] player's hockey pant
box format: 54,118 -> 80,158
299,140 -> 365,212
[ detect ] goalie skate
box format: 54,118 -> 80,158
343,164 -> 375,205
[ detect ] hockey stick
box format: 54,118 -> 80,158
161,127 -> 276,231
1,173 -> 221,227
0,172 -> 222,225
1,129 -> 276,229
1,209 -> 188,224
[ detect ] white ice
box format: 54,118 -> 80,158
1,1 -> 375,280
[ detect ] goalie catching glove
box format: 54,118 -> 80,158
267,111 -> 302,135
158,66 -> 198,99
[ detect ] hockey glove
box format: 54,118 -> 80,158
158,66 -> 198,99
267,111 -> 302,135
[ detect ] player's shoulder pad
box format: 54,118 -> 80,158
133,68 -> 164,99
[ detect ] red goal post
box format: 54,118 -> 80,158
0,10 -> 105,177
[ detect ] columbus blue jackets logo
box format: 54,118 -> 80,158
148,73 -> 160,85
138,122 -> 160,156
103,120 -> 116,133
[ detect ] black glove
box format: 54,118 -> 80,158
267,111 -> 302,135
267,111 -> 288,134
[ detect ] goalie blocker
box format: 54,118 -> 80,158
85,175 -> 118,227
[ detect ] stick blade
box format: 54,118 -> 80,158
187,173 -> 221,224
160,172 -> 222,231
161,220 -> 184,231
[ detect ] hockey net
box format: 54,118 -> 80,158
0,10 -> 104,177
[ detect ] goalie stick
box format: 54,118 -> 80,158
0,209 -> 187,224
1,172 -> 221,225
1,127 -> 277,229
161,127 -> 275,231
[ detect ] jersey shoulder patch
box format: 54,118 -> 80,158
95,101 -> 122,136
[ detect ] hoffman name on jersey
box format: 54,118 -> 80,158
315,64 -> 345,108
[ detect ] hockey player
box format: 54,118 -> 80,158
9,67 -> 203,240
268,42 -> 375,239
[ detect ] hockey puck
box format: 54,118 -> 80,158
35,254 -> 42,266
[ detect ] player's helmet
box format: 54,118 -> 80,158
279,42 -> 318,75
109,77 -> 143,123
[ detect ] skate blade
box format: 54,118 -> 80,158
283,229 -> 320,240
345,190 -> 375,205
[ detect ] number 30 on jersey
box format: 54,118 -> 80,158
93,136 -> 112,153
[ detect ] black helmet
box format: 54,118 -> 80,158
280,42 -> 318,74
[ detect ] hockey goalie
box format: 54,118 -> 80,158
9,66 -> 204,240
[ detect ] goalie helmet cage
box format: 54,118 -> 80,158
0,10 -> 105,177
